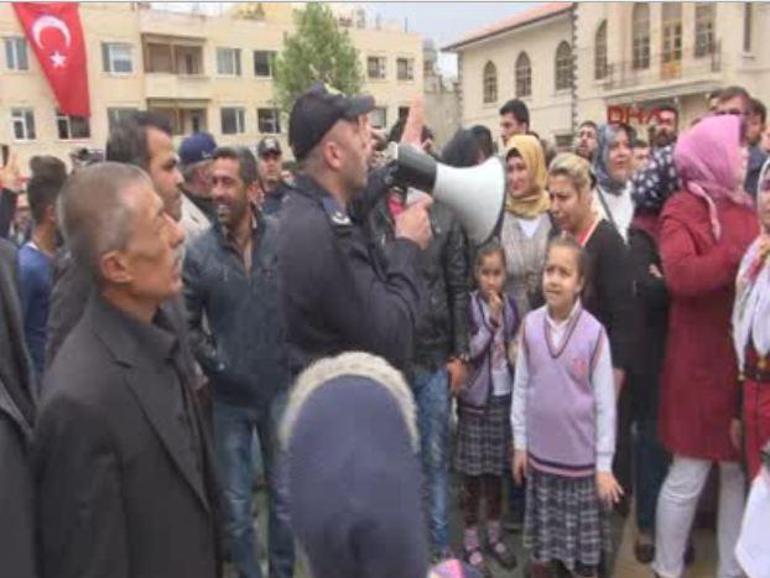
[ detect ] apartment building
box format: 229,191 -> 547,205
0,2 -> 423,167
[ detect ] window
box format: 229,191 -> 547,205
554,134 -> 574,150
397,57 -> 414,81
56,111 -> 91,140
101,42 -> 133,74
216,47 -> 242,76
257,108 -> 281,134
694,3 -> 716,57
595,20 -> 608,80
107,107 -> 139,131
515,52 -> 531,98
11,108 -> 35,140
632,3 -> 650,70
176,46 -> 203,75
482,61 -> 497,104
555,41 -> 573,91
4,37 -> 28,71
369,107 -> 388,130
253,50 -> 276,77
743,3 -> 752,53
662,3 -> 683,64
221,107 -> 245,135
367,56 -> 386,79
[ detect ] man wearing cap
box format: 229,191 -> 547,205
257,137 -> 290,216
179,132 -> 218,239
278,83 -> 432,375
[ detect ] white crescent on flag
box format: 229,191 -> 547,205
31,14 -> 72,49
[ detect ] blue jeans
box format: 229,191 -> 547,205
413,367 -> 451,553
634,416 -> 670,533
213,392 -> 295,578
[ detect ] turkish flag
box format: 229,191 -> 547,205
13,3 -> 90,117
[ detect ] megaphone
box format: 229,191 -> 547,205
387,143 -> 505,246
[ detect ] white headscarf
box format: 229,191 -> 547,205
732,159 -> 770,371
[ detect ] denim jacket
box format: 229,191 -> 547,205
458,290 -> 518,410
183,210 -> 289,407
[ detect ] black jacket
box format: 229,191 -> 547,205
628,224 -> 669,418
34,295 -> 222,578
368,197 -> 470,371
183,212 -> 290,408
278,174 -> 423,375
0,239 -> 37,578
582,220 -> 637,372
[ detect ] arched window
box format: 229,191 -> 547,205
483,61 -> 497,104
515,52 -> 531,98
632,3 -> 650,70
555,41 -> 573,90
595,20 -> 608,79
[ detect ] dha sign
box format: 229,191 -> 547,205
607,105 -> 669,125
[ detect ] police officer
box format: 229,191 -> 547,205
278,83 -> 432,375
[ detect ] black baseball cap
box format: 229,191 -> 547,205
289,82 -> 375,161
257,136 -> 282,157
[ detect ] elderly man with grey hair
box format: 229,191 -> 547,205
33,162 -> 222,578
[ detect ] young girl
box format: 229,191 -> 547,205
511,236 -> 623,578
454,242 -> 519,576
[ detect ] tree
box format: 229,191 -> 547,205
273,3 -> 364,113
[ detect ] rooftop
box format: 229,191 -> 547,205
442,2 -> 573,51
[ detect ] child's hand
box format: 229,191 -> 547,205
596,471 -> 623,507
488,292 -> 503,323
512,450 -> 527,485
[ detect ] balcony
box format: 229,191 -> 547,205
144,73 -> 211,101
142,37 -> 211,101
599,42 -> 722,95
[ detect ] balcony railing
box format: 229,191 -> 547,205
598,41 -> 721,91
144,74 -> 212,101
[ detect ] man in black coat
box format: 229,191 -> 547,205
33,163 -> 221,578
0,238 -> 37,578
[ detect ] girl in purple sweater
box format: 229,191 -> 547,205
455,242 -> 519,576
511,236 -> 622,578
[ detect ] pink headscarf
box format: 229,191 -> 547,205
674,115 -> 754,240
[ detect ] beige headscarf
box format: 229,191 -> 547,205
504,134 -> 551,218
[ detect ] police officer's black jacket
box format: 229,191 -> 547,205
277,173 -> 423,375
368,197 -> 470,372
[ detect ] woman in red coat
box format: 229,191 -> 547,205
652,114 -> 759,578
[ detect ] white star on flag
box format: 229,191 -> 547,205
50,51 -> 66,68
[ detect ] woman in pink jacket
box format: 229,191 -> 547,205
653,115 -> 759,578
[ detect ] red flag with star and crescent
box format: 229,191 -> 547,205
13,2 -> 90,117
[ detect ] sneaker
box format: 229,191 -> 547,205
487,539 -> 517,569
464,547 -> 491,578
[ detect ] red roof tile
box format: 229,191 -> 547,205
443,2 -> 573,51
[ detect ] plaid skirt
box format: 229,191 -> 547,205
453,395 -> 511,476
523,467 -> 612,571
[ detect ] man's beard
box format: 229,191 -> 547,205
655,131 -> 676,148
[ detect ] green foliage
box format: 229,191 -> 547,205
273,3 -> 364,113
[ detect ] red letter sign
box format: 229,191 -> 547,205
13,3 -> 91,117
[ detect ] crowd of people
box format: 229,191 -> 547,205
0,79 -> 768,578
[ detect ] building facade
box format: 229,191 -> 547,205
0,2 -> 423,167
445,2 -> 770,148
